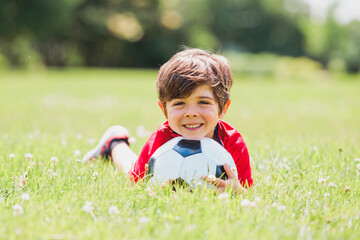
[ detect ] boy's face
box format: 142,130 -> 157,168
159,85 -> 230,139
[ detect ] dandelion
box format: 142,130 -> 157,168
93,172 -> 98,179
61,139 -> 67,146
50,157 -> 58,166
277,205 -> 286,211
207,174 -> 216,182
108,206 -> 120,215
76,133 -> 83,139
218,192 -> 230,200
49,171 -> 57,180
128,137 -> 136,144
241,199 -> 251,207
24,153 -> 33,161
185,224 -> 196,231
354,158 -> 360,162
45,217 -> 51,222
73,150 -> 81,156
254,196 -> 261,203
324,193 -> 330,197
345,186 -> 350,192
76,159 -> 81,163
145,187 -> 156,197
318,178 -> 326,184
12,204 -> 24,216
136,125 -> 151,138
82,202 -> 94,213
138,217 -> 150,224
9,153 -> 15,159
88,138 -> 95,145
250,201 -> 256,207
18,175 -> 28,188
328,182 -> 337,188
357,164 -> 360,170
21,193 -> 30,201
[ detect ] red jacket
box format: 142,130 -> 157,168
130,120 -> 253,187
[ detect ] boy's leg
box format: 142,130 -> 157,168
111,143 -> 138,174
82,125 -> 137,173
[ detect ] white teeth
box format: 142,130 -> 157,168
185,124 -> 201,129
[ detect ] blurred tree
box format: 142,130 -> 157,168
0,0 -> 358,72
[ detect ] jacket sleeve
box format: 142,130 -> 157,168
129,131 -> 170,182
222,128 -> 253,188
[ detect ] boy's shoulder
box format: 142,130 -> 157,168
216,120 -> 246,146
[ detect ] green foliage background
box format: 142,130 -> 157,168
1,0 -> 359,72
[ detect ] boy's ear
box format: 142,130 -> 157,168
158,101 -> 167,117
219,99 -> 231,119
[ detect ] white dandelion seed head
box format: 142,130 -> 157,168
354,158 -> 360,162
136,125 -> 151,138
324,193 -> 330,197
76,133 -> 83,139
61,139 -> 67,146
82,201 -> 94,213
76,159 -> 81,163
138,217 -> 150,224
9,153 -> 15,159
328,182 -> 337,188
250,201 -> 256,207
357,164 -> 360,170
207,174 -> 216,181
185,224 -> 196,231
218,192 -> 230,200
128,137 -> 136,144
73,150 -> 81,156
12,204 -> 24,216
108,205 -> 120,215
254,196 -> 261,203
24,153 -> 33,160
93,172 -> 98,178
277,205 -> 286,211
241,199 -> 251,207
88,138 -> 95,145
50,157 -> 58,163
318,178 -> 326,184
21,193 -> 30,201
174,216 -> 181,221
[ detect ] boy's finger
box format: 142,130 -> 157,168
203,175 -> 225,187
224,163 -> 236,179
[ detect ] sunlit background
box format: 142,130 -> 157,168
0,0 -> 359,73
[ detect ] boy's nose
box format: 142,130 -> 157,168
184,108 -> 199,117
185,113 -> 198,117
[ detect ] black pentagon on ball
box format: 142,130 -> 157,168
173,139 -> 202,157
146,156 -> 156,176
215,165 -> 228,180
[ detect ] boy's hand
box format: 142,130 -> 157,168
202,163 -> 247,194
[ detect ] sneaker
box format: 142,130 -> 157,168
82,125 -> 129,164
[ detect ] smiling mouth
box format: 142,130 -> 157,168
183,123 -> 203,129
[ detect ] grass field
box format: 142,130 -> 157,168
0,69 -> 359,239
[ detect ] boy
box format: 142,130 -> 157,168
83,48 -> 253,193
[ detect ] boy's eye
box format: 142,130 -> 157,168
173,101 -> 185,106
199,101 -> 210,104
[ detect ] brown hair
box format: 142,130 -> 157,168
157,48 -> 233,115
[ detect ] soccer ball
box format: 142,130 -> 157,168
146,137 -> 237,188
